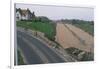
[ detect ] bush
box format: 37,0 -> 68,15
80,52 -> 94,61
65,47 -> 94,61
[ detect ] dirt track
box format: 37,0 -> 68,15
55,23 -> 94,53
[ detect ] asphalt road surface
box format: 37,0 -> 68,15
17,30 -> 65,65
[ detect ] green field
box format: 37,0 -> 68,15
71,20 -> 94,36
17,20 -> 56,41
73,23 -> 94,36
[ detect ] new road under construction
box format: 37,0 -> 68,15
56,23 -> 93,53
15,22 -> 94,65
16,27 -> 76,65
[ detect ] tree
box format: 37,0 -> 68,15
32,11 -> 35,18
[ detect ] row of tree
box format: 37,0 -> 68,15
61,19 -> 94,24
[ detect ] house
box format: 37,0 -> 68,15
16,8 -> 35,21
16,10 -> 21,21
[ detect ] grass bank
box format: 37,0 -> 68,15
17,20 -> 56,41
18,50 -> 25,65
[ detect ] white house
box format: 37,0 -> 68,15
16,8 -> 35,21
16,11 -> 21,21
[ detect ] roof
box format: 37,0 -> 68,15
21,9 -> 28,16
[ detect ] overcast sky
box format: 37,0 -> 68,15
16,3 -> 94,21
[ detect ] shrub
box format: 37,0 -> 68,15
65,47 -> 94,61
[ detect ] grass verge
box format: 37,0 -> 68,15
18,49 -> 25,65
17,20 -> 56,41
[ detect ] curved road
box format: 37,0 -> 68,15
17,30 -> 65,65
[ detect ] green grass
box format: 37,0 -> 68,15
72,22 -> 94,36
18,50 -> 25,65
17,20 -> 56,41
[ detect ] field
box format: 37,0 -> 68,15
17,20 -> 56,41
72,21 -> 94,36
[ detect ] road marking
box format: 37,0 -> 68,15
18,34 -> 50,63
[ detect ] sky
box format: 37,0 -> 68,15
16,3 -> 94,21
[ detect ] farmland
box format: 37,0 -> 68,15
71,20 -> 94,36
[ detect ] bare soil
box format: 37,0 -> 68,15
55,23 -> 94,53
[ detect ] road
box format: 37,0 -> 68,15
56,23 -> 93,53
17,30 -> 65,65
